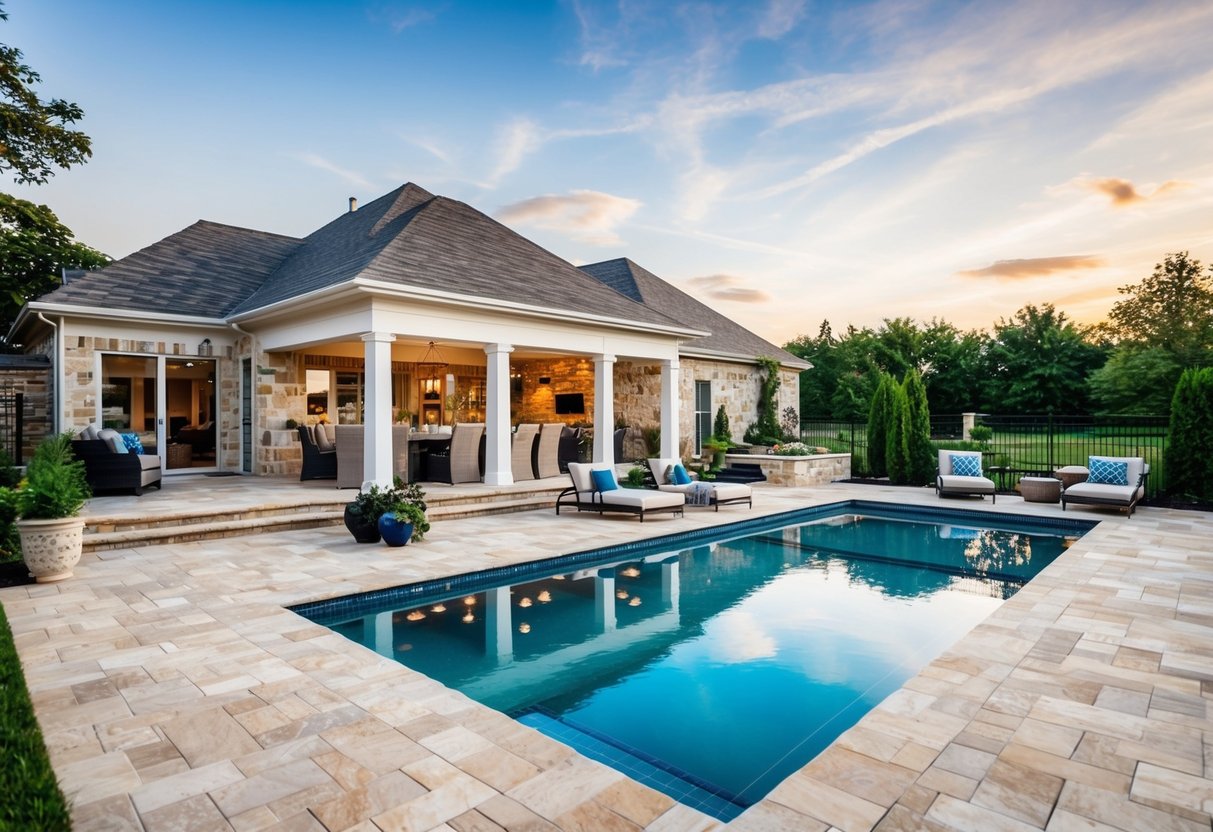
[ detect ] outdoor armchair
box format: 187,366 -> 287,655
535,423 -> 564,478
511,424 -> 539,482
1061,456 -> 1148,517
936,450 -> 996,503
298,425 -> 337,481
427,422 -> 485,484
333,425 -> 409,488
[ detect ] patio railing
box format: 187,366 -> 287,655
800,413 -> 1170,500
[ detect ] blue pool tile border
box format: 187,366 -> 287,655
290,500 -> 1096,625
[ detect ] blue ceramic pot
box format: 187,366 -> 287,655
377,513 -> 414,547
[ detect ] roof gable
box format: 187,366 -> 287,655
579,258 -> 805,366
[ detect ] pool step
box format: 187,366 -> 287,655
82,485 -> 564,552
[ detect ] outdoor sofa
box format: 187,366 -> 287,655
298,424 -> 337,481
936,450 -> 996,503
1061,456 -> 1148,517
557,462 -> 685,521
646,457 -> 753,510
71,425 -> 163,496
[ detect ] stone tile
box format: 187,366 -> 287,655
1010,717 -> 1083,758
916,765 -> 979,801
311,770 -> 427,831
1058,779 -> 1206,832
458,745 -> 542,793
504,754 -> 622,821
141,793 -> 233,832
448,809 -> 507,832
1093,685 -> 1151,717
874,804 -> 952,832
804,746 -> 919,808
371,772 -> 498,831
72,793 -> 142,832
594,777 -> 675,827
932,743 -> 996,780
926,793 -> 1043,832
766,772 -> 887,830
210,755 -> 335,819
58,749 -> 142,806
552,800 -> 641,831
476,794 -> 561,831
729,800 -> 829,832
1000,743 -> 1131,794
312,749 -> 377,791
130,760 -> 246,815
162,706 -> 261,767
970,759 -> 1063,828
1129,762 -> 1213,824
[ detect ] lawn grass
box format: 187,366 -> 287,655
0,600 -> 71,831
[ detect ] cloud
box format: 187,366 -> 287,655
685,274 -> 771,303
957,255 -> 1105,280
368,3 -> 444,33
1084,177 -> 1186,207
293,153 -> 375,190
756,0 -> 806,39
496,190 -> 641,245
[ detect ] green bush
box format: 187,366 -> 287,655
712,406 -> 731,443
0,603 -> 71,830
903,369 -> 935,485
0,487 -> 20,563
350,477 -> 429,537
16,434 -> 89,520
753,356 -> 783,441
387,501 -> 431,541
866,373 -> 896,478
885,381 -> 912,484
1165,367 -> 1213,502
969,424 -> 993,444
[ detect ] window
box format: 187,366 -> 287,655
694,381 -> 711,455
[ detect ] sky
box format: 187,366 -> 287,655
6,0 -> 1213,346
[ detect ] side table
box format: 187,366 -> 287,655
166,443 -> 192,469
1020,476 -> 1062,503
1054,466 -> 1089,489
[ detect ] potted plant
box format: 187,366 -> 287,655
15,433 -> 91,582
379,501 -> 429,547
344,478 -> 429,544
702,437 -> 730,471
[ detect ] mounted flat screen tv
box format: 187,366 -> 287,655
554,393 -> 585,414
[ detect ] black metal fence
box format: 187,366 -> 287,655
800,414 -> 1170,500
0,384 -> 24,466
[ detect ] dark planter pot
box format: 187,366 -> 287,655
378,514 -> 414,547
344,505 -> 381,544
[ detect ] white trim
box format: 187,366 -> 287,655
23,301 -> 226,328
678,346 -> 811,370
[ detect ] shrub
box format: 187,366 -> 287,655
1165,367 -> 1213,502
903,369 -> 935,485
624,465 -> 648,487
642,426 -> 661,457
753,356 -> 783,442
866,373 -> 896,478
350,477 -> 429,536
0,487 -> 19,563
781,406 -> 799,441
885,381 -> 912,484
712,406 -> 731,443
387,501 -> 430,541
969,424 -> 993,444
16,433 -> 89,520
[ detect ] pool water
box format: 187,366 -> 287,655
304,507 -> 1083,820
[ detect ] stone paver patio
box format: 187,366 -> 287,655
2,478 -> 1211,831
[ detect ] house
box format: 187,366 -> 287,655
6,183 -> 807,486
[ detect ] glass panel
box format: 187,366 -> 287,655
166,357 -> 217,468
306,369 -> 330,422
694,381 -> 711,454
100,354 -> 158,453
336,372 -> 362,424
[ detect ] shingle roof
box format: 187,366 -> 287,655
579,258 -> 806,367
231,184 -> 681,329
37,221 -> 302,317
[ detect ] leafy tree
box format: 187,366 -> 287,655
1105,251 -> 1213,368
1,2 -> 92,184
1164,367 -> 1213,503
983,304 -> 1107,414
885,380 -> 911,484
0,193 -> 107,346
919,321 -> 987,414
902,369 -> 935,484
865,372 -> 896,478
1087,347 -> 1181,415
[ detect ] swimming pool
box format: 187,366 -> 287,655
295,501 -> 1091,820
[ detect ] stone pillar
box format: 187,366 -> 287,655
593,353 -> 616,465
483,343 -> 514,486
962,412 -> 977,441
362,332 -> 396,489
660,358 -> 680,459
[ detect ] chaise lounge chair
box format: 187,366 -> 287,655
936,450 -> 996,503
557,462 -> 685,521
1062,456 -> 1148,517
646,457 -> 752,510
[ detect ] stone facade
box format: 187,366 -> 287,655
511,356 -> 597,425
0,366 -> 51,464
723,452 -> 851,486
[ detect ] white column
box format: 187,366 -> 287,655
661,557 -> 680,611
485,586 -> 513,661
592,353 -> 616,465
594,572 -> 617,633
361,332 -> 396,489
660,358 -> 680,459
483,343 -> 514,486
366,611 -> 394,658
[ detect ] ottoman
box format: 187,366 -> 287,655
1020,476 -> 1061,503
1054,465 -> 1089,489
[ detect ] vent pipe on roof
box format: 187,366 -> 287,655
348,197 -> 357,213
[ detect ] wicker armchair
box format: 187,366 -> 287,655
511,424 -> 539,481
298,425 -> 337,481
535,423 -> 564,478
426,423 -> 485,484
71,437 -> 163,496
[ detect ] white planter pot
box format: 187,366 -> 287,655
17,516 -> 85,583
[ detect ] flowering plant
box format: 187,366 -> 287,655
772,441 -> 813,456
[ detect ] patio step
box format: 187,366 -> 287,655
81,484 -> 565,552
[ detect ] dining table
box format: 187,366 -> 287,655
407,432 -> 452,482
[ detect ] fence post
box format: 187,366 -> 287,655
14,392 -> 23,466
1047,410 -> 1054,475
961,412 -> 977,441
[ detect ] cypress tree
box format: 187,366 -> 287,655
886,382 -> 912,484
866,373 -> 894,478
1165,367 -> 1213,502
713,405 -> 731,442
903,369 -> 935,485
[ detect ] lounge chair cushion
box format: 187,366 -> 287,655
79,423 -> 100,440
1064,481 -> 1141,504
937,474 -> 995,494
596,489 -> 684,510
590,468 -> 618,492
97,427 -> 129,453
950,454 -> 981,477
313,425 -> 334,452
1088,456 -> 1128,486
657,481 -> 752,502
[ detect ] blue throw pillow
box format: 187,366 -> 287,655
950,454 -> 981,477
672,463 -> 692,485
121,433 -> 144,455
590,468 -> 618,492
1088,457 -> 1128,486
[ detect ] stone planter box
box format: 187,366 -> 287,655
724,452 -> 851,487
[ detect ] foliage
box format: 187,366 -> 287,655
884,380 -> 912,484
741,423 -> 782,446
753,356 -> 783,440
0,485 -> 18,562
0,600 -> 71,830
780,406 -> 799,440
1164,368 -> 1213,503
1,193 -> 108,346
1087,347 -> 1181,415
983,304 -> 1107,414
16,432 -> 88,519
387,501 -> 430,541
772,441 -> 813,456
968,424 -> 993,444
1104,251 -> 1213,369
624,465 -> 648,487
0,445 -> 17,487
712,405 -> 731,442
865,373 -> 896,478
902,369 -> 935,485
641,425 -> 661,457
349,477 -> 428,536
0,3 -> 92,186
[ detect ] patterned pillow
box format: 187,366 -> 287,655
950,454 -> 982,477
1088,457 -> 1128,486
120,433 -> 144,455
590,468 -> 618,492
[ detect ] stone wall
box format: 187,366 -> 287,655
247,343 -> 305,477
723,452 -> 851,486
512,356 -> 596,425
0,367 -> 51,464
